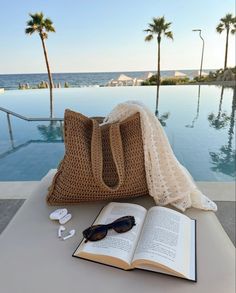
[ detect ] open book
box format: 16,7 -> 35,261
73,202 -> 196,282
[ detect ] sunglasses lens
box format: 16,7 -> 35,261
83,216 -> 136,242
113,216 -> 135,233
83,225 -> 107,241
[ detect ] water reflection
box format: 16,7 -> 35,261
185,85 -> 201,128
6,113 -> 15,149
154,85 -> 170,127
50,90 -> 54,119
208,87 -> 230,129
0,85 -> 235,181
37,121 -> 63,141
208,86 -> 236,177
158,112 -> 170,127
0,120 -> 63,159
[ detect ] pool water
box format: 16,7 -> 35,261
0,85 -> 235,181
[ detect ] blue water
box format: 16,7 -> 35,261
0,70 -> 212,90
0,85 -> 235,181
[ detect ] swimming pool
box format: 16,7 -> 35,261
0,85 -> 235,181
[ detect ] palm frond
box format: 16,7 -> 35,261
25,27 -> 35,35
165,31 -> 173,40
231,28 -> 236,34
148,23 -> 155,30
144,16 -> 173,43
145,34 -> 154,42
217,13 -> 236,32
153,16 -> 165,28
223,13 -> 234,22
216,23 -> 224,33
44,18 -> 56,32
26,19 -> 35,27
29,12 -> 44,25
231,22 -> 236,34
163,22 -> 172,32
25,12 -> 55,37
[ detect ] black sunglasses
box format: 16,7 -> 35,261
83,216 -> 136,242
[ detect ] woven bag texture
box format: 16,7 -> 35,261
46,109 -> 149,205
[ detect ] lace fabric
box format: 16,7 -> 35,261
102,101 -> 217,212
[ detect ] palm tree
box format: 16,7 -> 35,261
25,12 -> 55,118
144,17 -> 173,112
216,13 -> 236,69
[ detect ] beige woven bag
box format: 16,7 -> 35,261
47,109 -> 149,205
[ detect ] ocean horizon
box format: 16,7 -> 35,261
0,69 -> 213,90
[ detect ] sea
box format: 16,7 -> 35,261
0,70 -> 212,90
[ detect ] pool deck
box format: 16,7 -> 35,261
0,181 -> 235,246
0,180 -> 234,201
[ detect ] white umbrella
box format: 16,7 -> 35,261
142,72 -> 154,79
174,71 -> 187,77
117,74 -> 134,81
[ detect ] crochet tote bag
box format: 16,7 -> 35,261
47,109 -> 149,205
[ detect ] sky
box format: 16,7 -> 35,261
0,0 -> 235,74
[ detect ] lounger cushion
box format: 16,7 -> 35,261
0,170 -> 235,293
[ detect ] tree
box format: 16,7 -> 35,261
216,13 -> 236,69
25,12 -> 55,117
144,17 -> 173,112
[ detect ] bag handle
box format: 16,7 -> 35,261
91,119 -> 125,191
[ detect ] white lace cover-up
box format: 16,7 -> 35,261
102,101 -> 217,212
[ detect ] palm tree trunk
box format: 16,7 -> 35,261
155,35 -> 161,115
226,88 -> 236,162
217,86 -> 225,119
224,28 -> 229,69
40,36 -> 54,118
228,87 -> 236,152
157,36 -> 161,86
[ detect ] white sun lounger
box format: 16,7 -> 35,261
0,170 -> 235,293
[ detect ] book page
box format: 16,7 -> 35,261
76,202 -> 147,266
132,207 -> 194,279
188,220 -> 196,281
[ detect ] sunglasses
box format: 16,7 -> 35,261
83,216 -> 136,242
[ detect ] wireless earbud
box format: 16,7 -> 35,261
49,209 -> 75,240
50,209 -> 68,220
63,229 -> 75,240
58,225 -> 66,238
59,213 -> 72,225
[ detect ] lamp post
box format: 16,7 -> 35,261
192,29 -> 205,80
